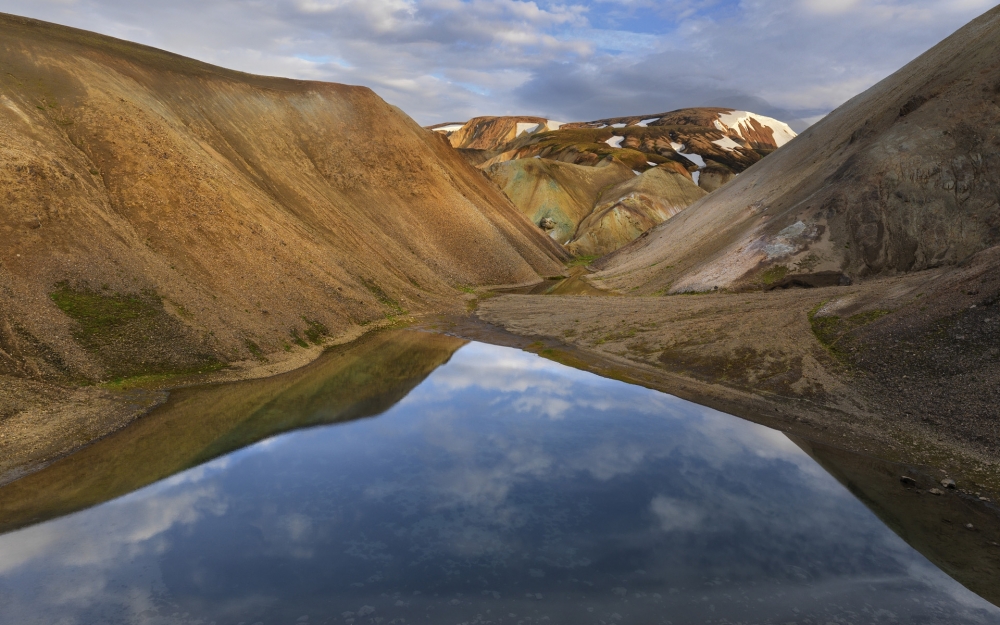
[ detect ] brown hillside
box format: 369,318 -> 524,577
567,167 -> 707,257
592,5 -> 1000,294
0,13 -> 567,385
435,116 -> 559,152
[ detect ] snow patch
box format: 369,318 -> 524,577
606,136 -> 625,149
716,111 -> 797,147
545,120 -> 567,131
433,123 -> 465,134
637,118 -> 660,127
713,136 -> 743,151
632,170 -> 641,176
516,122 -> 542,137
670,142 -> 706,168
647,161 -> 657,167
611,123 -> 627,129
692,171 -> 700,186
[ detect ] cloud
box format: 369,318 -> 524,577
650,495 -> 703,532
3,340 -> 1000,622
1,0 -> 996,127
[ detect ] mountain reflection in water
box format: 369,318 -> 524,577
0,333 -> 997,624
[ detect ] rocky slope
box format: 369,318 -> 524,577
591,6 -> 1000,295
474,6 -> 1000,549
0,13 -> 567,387
433,108 -> 796,189
484,158 -> 706,256
433,109 -> 793,256
565,165 -> 707,257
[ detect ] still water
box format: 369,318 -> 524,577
1,334 -> 998,624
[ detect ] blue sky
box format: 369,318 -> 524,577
2,0 -> 996,129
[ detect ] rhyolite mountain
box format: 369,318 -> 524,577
591,6 -> 1000,294
433,109 -> 796,256
0,13 -> 567,385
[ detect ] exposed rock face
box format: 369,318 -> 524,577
486,159 -> 637,244
592,5 -> 1000,294
431,116 -> 566,152
433,108 -> 794,257
433,108 -> 796,193
0,13 -> 567,383
567,167 -> 708,257
486,158 -> 705,257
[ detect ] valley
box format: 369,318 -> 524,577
1,4 -> 999,622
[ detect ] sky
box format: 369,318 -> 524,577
1,1 -> 996,130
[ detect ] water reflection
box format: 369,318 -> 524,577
0,330 -> 467,533
0,339 -> 998,624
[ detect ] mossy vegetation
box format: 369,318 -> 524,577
567,255 -> 599,267
302,318 -> 329,344
809,302 -> 892,361
360,277 -> 406,317
245,340 -> 265,361
49,282 -> 222,380
760,265 -> 790,286
50,284 -> 158,339
290,329 -> 309,348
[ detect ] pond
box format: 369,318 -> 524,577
0,331 -> 997,624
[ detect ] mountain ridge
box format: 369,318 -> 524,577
590,5 -> 1000,294
0,12 -> 567,386
431,108 -> 796,256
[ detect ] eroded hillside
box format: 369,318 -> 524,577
432,109 -> 794,258
0,13 -> 567,386
592,7 -> 1000,295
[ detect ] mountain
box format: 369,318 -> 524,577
472,5 -> 1000,514
0,13 -> 567,385
432,108 -> 793,257
433,108 -> 796,189
591,6 -> 1000,294
484,158 -> 707,256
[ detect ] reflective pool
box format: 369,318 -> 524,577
1,336 -> 998,624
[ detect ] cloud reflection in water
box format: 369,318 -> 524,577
0,340 -> 997,624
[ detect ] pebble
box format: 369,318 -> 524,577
966,523 -> 976,531
900,476 -> 917,486
941,478 -> 957,489
929,488 -> 944,496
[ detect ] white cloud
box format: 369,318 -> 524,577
0,0 -> 995,127
650,495 -> 704,532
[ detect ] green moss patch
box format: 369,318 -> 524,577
51,285 -> 158,338
50,283 -> 222,380
303,318 -> 329,344
760,265 -> 790,286
290,329 -> 309,349
360,278 -> 406,317
809,303 -> 891,362
567,255 -> 599,267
